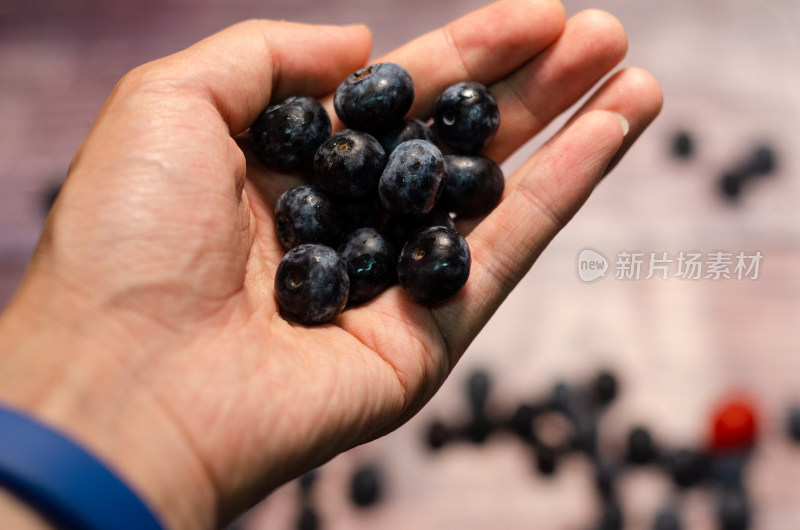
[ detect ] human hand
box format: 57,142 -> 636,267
0,1 -> 661,528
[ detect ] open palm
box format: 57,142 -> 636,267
0,1 -> 661,528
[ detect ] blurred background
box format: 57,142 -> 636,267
1,0 -> 799,529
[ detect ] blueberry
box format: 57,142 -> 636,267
383,208 -> 454,249
397,226 -> 470,306
274,244 -> 349,325
314,129 -> 386,199
339,228 -> 397,306
332,194 -> 381,232
334,63 -> 414,135
440,154 -> 504,217
274,185 -> 343,250
434,81 -> 499,153
378,118 -> 434,155
249,96 -> 331,170
378,139 -> 446,217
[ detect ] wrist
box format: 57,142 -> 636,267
0,274 -> 217,530
0,487 -> 56,530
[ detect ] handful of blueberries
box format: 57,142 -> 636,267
249,63 -> 504,325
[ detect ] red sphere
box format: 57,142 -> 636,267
710,396 -> 758,452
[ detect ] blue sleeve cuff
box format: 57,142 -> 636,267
0,404 -> 164,530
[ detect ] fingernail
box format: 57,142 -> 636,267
609,111 -> 629,137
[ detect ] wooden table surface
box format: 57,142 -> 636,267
2,1 -> 799,528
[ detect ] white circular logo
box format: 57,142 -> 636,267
577,248 -> 608,282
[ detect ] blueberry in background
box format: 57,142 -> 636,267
397,226 -> 470,306
334,62 -> 414,136
594,458 -> 618,499
596,498 -> 624,530
572,411 -> 599,455
349,464 -> 383,508
434,81 -> 500,153
296,506 -> 319,530
653,508 -> 682,530
535,445 -> 558,476
712,455 -> 748,489
465,369 -> 493,444
382,208 -> 455,249
378,118 -> 434,155
717,486 -> 751,530
274,185 -> 344,250
744,144 -> 776,176
667,448 -> 710,489
718,170 -> 745,202
426,421 -> 451,450
274,244 -> 349,325
625,426 -> 658,465
549,381 -> 573,413
440,154 -> 504,217
249,96 -> 331,170
717,143 -> 778,203
297,469 -> 319,492
592,370 -> 619,406
466,369 -> 491,413
510,403 -> 537,442
670,130 -> 694,160
378,139 -> 446,218
787,405 -> 800,442
339,228 -> 397,306
313,129 -> 387,199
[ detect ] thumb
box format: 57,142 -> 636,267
123,20 -> 373,135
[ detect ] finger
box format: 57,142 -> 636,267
485,9 -> 629,162
502,66 -> 663,194
441,68 -> 662,356
122,20 -> 373,135
434,110 -> 627,357
372,0 -> 567,120
564,67 -> 664,176
455,65 -> 662,236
